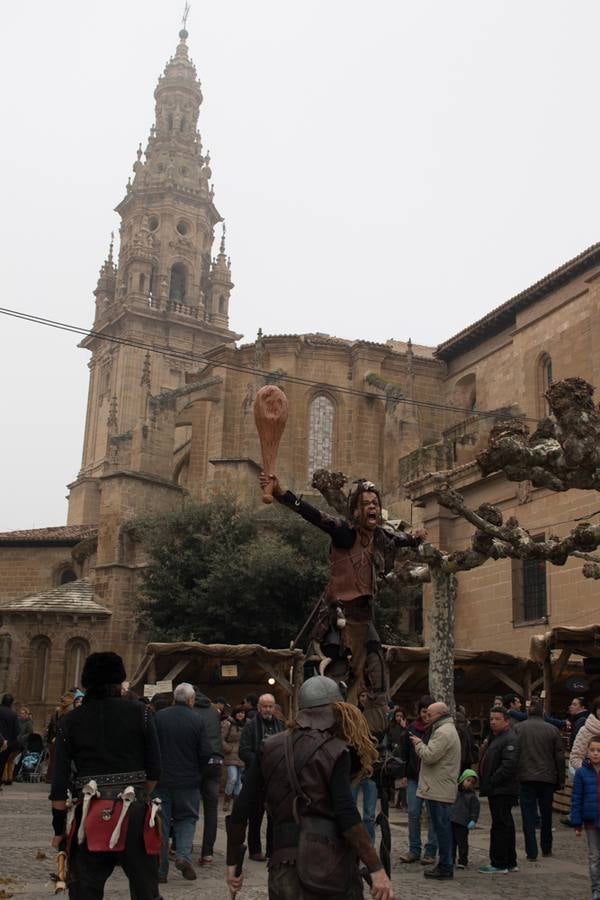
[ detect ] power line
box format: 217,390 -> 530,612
0,305 -> 539,422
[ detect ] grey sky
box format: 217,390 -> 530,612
1,1 -> 599,530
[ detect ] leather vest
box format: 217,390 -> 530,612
261,726 -> 347,831
326,535 -> 374,604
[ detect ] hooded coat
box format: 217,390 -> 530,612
415,715 -> 461,804
570,712 -> 600,771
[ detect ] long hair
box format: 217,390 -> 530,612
333,701 -> 379,781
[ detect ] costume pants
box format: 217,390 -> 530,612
68,801 -> 159,900
225,765 -> 244,797
200,763 -> 221,857
452,823 -> 469,865
426,800 -> 453,873
0,748 -> 9,782
519,781 -> 554,859
407,779 -> 437,858
351,778 -> 377,845
586,827 -> 600,899
248,792 -> 273,856
268,862 -> 364,900
157,786 -> 200,877
488,795 -> 517,870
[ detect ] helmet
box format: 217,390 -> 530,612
298,676 -> 343,710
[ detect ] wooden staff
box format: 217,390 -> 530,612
254,384 -> 288,503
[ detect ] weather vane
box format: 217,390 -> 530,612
182,2 -> 191,30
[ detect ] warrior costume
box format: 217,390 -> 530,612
226,676 -> 383,900
50,653 -> 162,900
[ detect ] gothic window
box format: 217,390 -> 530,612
30,636 -> 51,702
139,273 -> 146,293
64,638 -> 90,691
0,635 -> 11,694
537,353 -> 553,417
167,113 -> 173,132
512,533 -> 548,624
169,263 -> 186,301
308,395 -> 335,479
219,295 -> 226,315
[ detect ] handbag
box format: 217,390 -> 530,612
283,732 -> 353,896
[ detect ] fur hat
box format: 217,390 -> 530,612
81,652 -> 126,689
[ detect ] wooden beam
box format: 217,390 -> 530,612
255,658 -> 292,696
552,648 -> 571,682
388,666 -> 417,699
489,668 -> 523,697
543,655 -> 553,715
163,658 -> 191,684
531,676 -> 544,692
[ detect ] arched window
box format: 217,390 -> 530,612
139,273 -> 146,293
0,635 -> 11,694
219,295 -> 226,315
64,638 -> 90,691
308,395 -> 335,479
60,568 -> 77,585
167,112 -> 173,132
169,263 -> 186,302
453,373 -> 477,414
537,353 -> 553,417
180,117 -> 186,133
30,636 -> 51,702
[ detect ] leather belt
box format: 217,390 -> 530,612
74,771 -> 146,790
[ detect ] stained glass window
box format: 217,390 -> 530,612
308,395 -> 334,479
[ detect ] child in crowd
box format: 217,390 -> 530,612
572,736 -> 600,900
450,768 -> 480,868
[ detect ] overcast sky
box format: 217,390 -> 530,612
2,1 -> 599,530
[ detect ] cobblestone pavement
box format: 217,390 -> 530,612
0,783 -> 590,899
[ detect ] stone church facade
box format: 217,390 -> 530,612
1,28 -> 599,725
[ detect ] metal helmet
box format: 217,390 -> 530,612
298,676 -> 343,710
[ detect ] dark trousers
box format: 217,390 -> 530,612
488,795 -> 517,870
248,792 -> 273,856
68,801 -> 159,900
519,781 -> 555,859
200,763 -> 221,857
452,822 -> 469,865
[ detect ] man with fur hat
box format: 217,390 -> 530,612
50,651 -> 162,899
226,675 -> 395,900
260,472 -> 425,714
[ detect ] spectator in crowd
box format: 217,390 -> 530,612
455,705 -> 476,775
478,706 -> 520,874
504,693 -> 564,730
214,696 -> 230,722
568,697 -> 589,745
0,694 -> 19,784
193,689 -> 225,866
387,708 -> 408,809
450,769 -> 480,869
570,697 -> 598,770
155,683 -> 212,882
571,735 -> 600,900
4,705 -> 33,784
239,693 -> 285,861
242,694 -> 259,720
221,705 -> 247,811
411,701 -> 461,879
400,695 -> 438,865
514,700 -> 564,860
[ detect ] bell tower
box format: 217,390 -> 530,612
68,26 -> 239,524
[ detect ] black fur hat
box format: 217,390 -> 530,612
81,652 -> 126,689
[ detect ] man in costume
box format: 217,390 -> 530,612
50,652 -> 162,899
259,472 -> 425,715
225,675 -> 395,900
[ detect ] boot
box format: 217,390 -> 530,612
223,794 -> 231,812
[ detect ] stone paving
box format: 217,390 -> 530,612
0,782 -> 590,899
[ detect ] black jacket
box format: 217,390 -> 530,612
450,787 -> 480,826
239,713 -> 285,769
193,692 -> 224,758
50,696 -> 161,801
402,718 -> 429,782
514,715 -> 565,788
479,728 -> 520,797
0,705 -> 19,752
155,703 -> 211,787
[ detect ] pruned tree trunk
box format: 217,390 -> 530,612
428,569 -> 457,713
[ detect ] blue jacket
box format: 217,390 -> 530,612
571,758 -> 600,828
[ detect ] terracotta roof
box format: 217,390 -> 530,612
436,242 -> 600,361
0,525 -> 97,546
0,579 -> 111,616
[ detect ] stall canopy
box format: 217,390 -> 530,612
530,625 -> 600,713
130,642 -> 305,715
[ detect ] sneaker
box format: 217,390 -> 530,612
198,856 -> 213,866
478,865 -> 508,874
421,855 -> 437,865
508,866 -> 519,872
400,852 -> 421,863
175,859 -> 197,881
456,862 -> 467,869
424,866 -> 453,879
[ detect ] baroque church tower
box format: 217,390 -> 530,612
68,27 -> 238,524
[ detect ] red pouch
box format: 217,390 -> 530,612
84,798 -> 129,852
143,805 -> 162,855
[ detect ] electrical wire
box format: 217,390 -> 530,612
0,305 -> 540,422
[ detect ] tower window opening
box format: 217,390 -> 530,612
169,263 -> 186,302
139,273 -> 146,293
219,295 -> 226,315
167,113 -> 173,131
176,220 -> 189,236
180,117 -> 186,133
148,216 -> 159,232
